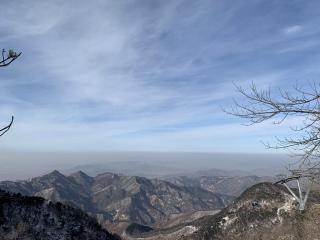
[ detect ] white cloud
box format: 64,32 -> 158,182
0,1 -> 318,152
283,25 -> 303,35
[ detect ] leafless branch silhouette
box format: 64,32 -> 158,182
0,49 -> 21,68
226,82 -> 320,169
0,49 -> 21,136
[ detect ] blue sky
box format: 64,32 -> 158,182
0,0 -> 319,152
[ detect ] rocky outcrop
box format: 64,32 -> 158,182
123,182 -> 320,240
181,182 -> 320,240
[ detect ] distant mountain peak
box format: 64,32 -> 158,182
77,170 -> 88,175
69,170 -> 94,187
70,170 -> 90,178
46,169 -> 65,177
29,170 -> 67,182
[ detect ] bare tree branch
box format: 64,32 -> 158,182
0,116 -> 14,137
0,49 -> 21,137
226,82 -> 320,167
0,49 -> 21,68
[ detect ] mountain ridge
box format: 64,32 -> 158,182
0,170 -> 231,235
126,182 -> 320,240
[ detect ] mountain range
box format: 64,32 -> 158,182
0,170 -> 232,235
1,168 -> 318,240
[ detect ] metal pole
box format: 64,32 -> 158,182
303,179 -> 313,208
296,179 -> 304,210
283,183 -> 300,202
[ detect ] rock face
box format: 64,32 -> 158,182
123,182 -> 320,240
0,171 -> 231,230
0,190 -> 120,240
180,182 -> 320,240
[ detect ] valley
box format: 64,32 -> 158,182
0,169 -> 273,238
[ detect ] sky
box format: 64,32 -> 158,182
0,0 -> 320,153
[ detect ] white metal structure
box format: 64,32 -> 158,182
274,168 -> 318,211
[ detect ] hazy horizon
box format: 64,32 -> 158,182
0,151 -> 292,181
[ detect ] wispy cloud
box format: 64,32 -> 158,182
0,0 -> 319,152
283,25 -> 303,35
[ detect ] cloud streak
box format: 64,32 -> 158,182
0,0 -> 320,152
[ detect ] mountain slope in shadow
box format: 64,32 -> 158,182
0,190 -> 120,240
